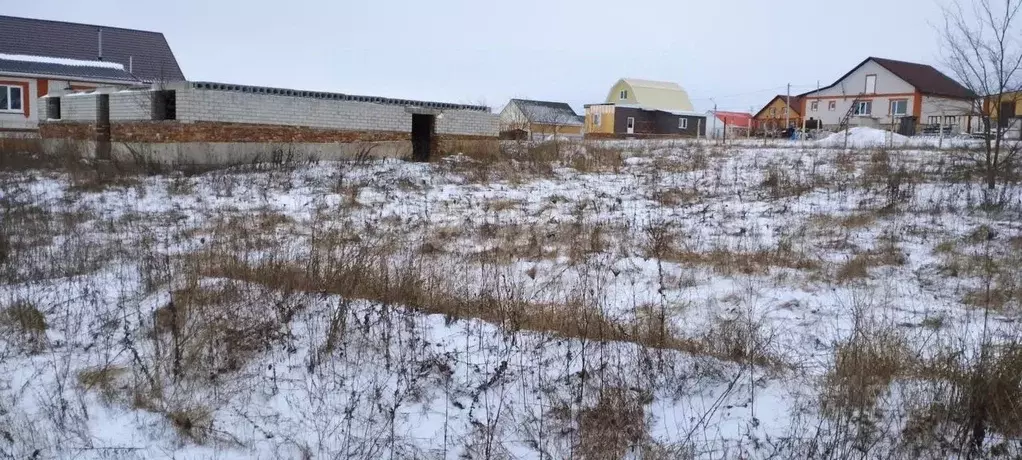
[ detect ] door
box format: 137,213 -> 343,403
1000,101 -> 1016,126
411,114 -> 435,162
865,74 -> 877,94
626,117 -> 635,134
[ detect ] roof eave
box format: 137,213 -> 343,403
0,70 -> 142,86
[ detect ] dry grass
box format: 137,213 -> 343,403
574,388 -> 650,460
651,187 -> 700,207
835,242 -> 906,282
78,366 -> 126,404
657,246 -> 820,276
822,325 -> 913,416
761,166 -> 815,199
1,300 -> 47,354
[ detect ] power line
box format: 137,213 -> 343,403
689,84 -> 820,102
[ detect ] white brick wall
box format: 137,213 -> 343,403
50,85 -> 499,137
109,91 -> 153,121
61,95 -> 98,122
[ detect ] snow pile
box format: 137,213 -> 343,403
815,127 -> 909,148
0,53 -> 125,70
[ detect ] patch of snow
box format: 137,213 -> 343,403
815,127 -> 909,148
0,53 -> 125,70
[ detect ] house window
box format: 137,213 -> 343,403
854,101 -> 872,116
810,101 -> 819,112
0,85 -> 22,112
889,99 -> 908,116
679,117 -> 688,129
828,101 -> 837,111
619,90 -> 628,100
593,113 -> 602,126
770,108 -> 776,116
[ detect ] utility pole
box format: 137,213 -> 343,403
785,83 -> 791,132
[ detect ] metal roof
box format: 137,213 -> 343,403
0,15 -> 184,82
509,99 -> 582,125
0,57 -> 140,83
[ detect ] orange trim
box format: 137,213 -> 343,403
913,91 -> 922,118
802,92 -> 917,100
70,84 -> 96,91
0,80 -> 30,118
37,80 -> 48,98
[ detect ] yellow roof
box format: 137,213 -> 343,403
607,78 -> 695,112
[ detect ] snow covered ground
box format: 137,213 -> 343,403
1,141 -> 1021,459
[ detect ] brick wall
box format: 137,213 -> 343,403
173,87 -> 498,136
39,121 -> 94,140
61,95 -> 97,122
111,122 -> 410,143
109,91 -> 152,121
52,86 -> 498,138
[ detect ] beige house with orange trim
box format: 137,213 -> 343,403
798,57 -> 978,134
0,56 -> 143,132
0,15 -> 184,133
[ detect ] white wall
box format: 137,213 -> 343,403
802,59 -> 917,127
51,86 -> 500,137
921,96 -> 977,132
60,94 -> 99,122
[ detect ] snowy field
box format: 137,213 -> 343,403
2,136 -> 1021,459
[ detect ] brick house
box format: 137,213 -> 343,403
753,95 -> 804,135
798,57 -> 978,135
0,15 -> 184,132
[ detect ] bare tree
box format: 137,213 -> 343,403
940,0 -> 1022,192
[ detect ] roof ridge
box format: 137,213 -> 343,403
0,14 -> 166,36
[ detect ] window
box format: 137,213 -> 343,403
0,85 -> 22,112
865,74 -> 877,94
619,90 -> 628,100
828,101 -> 837,111
889,99 -> 908,116
593,113 -> 602,126
770,108 -> 776,116
854,101 -> 872,116
679,117 -> 688,129
810,101 -> 819,112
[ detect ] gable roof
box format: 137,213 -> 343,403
609,78 -> 695,112
0,55 -> 140,84
709,111 -> 754,126
0,15 -> 184,82
753,94 -> 804,119
510,99 -> 582,125
804,57 -> 976,100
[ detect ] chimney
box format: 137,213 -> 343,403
129,56 -> 133,73
97,29 -> 103,61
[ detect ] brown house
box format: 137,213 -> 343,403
585,103 -> 706,138
753,95 -> 804,134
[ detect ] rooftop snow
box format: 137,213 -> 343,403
0,53 -> 125,69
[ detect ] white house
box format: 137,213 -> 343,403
798,57 -> 978,134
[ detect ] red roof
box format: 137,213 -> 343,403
711,111 -> 754,126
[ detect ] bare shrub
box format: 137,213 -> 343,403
574,388 -> 650,460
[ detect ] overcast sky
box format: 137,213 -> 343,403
10,0 -> 950,113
